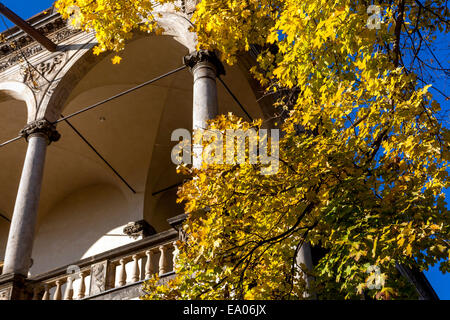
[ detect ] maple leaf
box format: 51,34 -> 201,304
111,55 -> 122,64
56,0 -> 450,300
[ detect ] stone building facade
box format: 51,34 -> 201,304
0,2 -> 277,300
0,2 -> 438,300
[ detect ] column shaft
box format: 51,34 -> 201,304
2,134 -> 48,275
192,62 -> 219,131
2,119 -> 59,277
184,50 -> 224,169
296,242 -> 316,299
192,62 -> 219,168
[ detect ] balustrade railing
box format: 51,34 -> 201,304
29,229 -> 179,300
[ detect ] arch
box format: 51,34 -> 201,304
0,81 -> 37,123
154,12 -> 198,53
38,12 -> 198,122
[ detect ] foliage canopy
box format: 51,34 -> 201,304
55,0 -> 450,299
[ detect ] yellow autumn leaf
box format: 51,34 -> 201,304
111,55 -> 122,64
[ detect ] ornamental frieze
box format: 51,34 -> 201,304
0,24 -> 81,73
20,52 -> 67,91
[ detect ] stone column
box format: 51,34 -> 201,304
184,50 -> 225,168
296,241 -> 316,299
2,120 -> 60,276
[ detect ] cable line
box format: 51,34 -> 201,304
0,65 -> 187,148
61,115 -> 137,194
54,65 -> 187,124
217,75 -> 253,122
0,135 -> 21,147
0,212 -> 11,223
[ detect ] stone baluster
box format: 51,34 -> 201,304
42,284 -> 50,300
77,272 -> 86,299
145,249 -> 156,279
159,245 -> 168,276
64,276 -> 74,300
118,259 -> 127,286
53,280 -> 62,300
172,241 -> 179,269
131,255 -> 140,283
106,263 -> 116,290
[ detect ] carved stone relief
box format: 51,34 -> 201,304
0,287 -> 12,300
89,261 -> 108,296
20,52 -> 67,91
123,220 -> 157,239
0,27 -> 80,73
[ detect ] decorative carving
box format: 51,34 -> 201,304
183,49 -> 225,76
0,20 -> 81,73
123,220 -> 156,239
183,0 -> 198,15
38,53 -> 65,78
20,53 -> 67,91
167,214 -> 188,241
0,287 -> 11,300
1,16 -> 62,57
19,119 -> 61,143
89,261 -> 108,296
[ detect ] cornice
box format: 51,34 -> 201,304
0,9 -> 82,73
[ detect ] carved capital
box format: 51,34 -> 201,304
183,50 -> 225,76
123,220 -> 156,239
19,119 -> 61,144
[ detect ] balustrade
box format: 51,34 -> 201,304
29,231 -> 178,300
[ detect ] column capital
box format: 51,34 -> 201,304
19,119 -> 60,144
183,49 -> 225,76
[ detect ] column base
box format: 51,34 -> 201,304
0,273 -> 32,300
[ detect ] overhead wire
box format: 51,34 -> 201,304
54,65 -> 187,124
0,20 -> 255,195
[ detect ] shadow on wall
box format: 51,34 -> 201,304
145,187 -> 185,232
0,218 -> 10,263
30,183 -> 137,275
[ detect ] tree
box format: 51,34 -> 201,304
55,0 -> 450,299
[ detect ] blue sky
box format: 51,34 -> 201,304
0,0 -> 448,299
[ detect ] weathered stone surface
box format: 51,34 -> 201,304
123,220 -> 157,239
87,273 -> 175,300
89,261 -> 108,296
0,273 -> 31,300
183,49 -> 225,76
185,50 -> 221,168
19,119 -> 60,143
0,287 -> 12,300
2,134 -> 49,276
